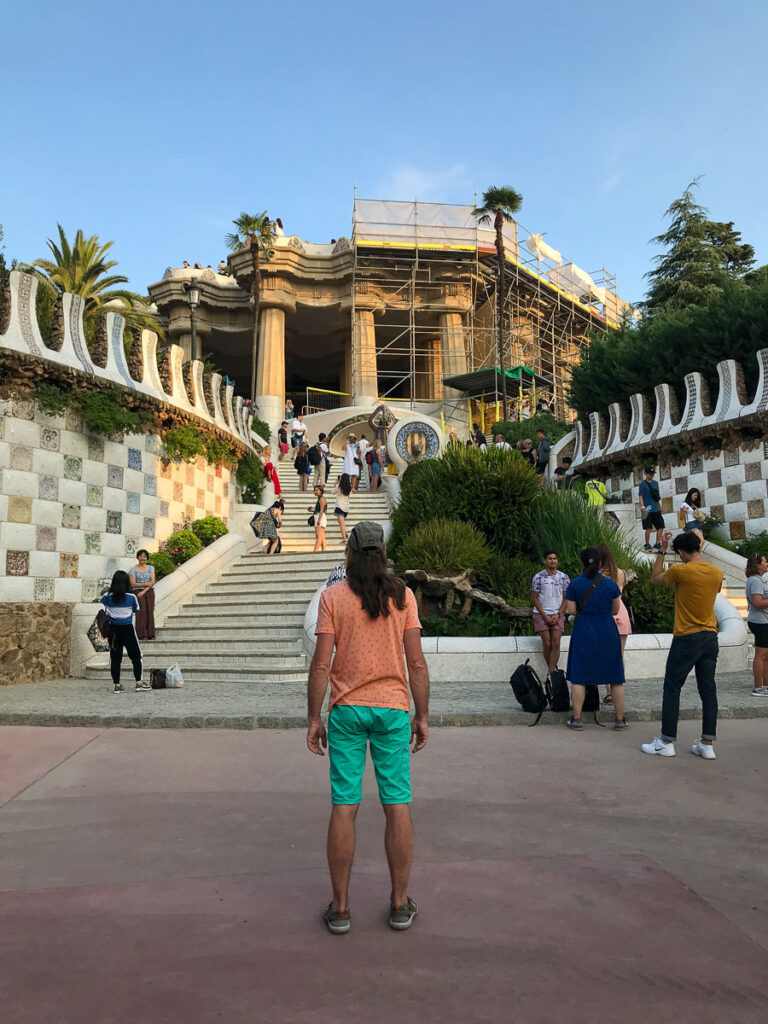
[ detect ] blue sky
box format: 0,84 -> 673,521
1,0 -> 766,304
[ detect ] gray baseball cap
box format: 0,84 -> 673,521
348,521 -> 385,553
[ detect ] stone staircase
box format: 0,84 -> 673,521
84,459 -> 391,685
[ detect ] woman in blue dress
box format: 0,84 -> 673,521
564,547 -> 627,730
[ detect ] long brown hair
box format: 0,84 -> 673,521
746,553 -> 766,578
346,544 -> 407,619
596,542 -> 619,583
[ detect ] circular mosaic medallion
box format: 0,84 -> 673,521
390,419 -> 441,464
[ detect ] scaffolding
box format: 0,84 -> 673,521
351,195 -> 632,423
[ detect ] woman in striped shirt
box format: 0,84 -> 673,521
100,571 -> 151,694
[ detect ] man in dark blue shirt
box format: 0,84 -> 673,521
639,466 -> 664,551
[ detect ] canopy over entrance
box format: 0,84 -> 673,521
442,365 -> 552,397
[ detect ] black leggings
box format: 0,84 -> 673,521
110,622 -> 143,685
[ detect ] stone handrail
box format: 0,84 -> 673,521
0,270 -> 255,452
561,348 -> 768,468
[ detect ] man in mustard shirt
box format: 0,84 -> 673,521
642,530 -> 723,759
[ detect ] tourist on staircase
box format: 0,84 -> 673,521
368,440 -> 383,491
262,446 -> 282,499
679,488 -> 705,545
343,434 -> 361,491
358,435 -> 370,491
333,473 -> 352,543
318,432 -> 331,482
291,412 -> 307,450
259,500 -> 284,555
310,485 -> 328,552
277,421 -> 290,461
309,440 -> 325,488
295,442 -> 311,492
129,549 -> 156,641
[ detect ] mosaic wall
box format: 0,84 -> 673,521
0,400 -> 235,602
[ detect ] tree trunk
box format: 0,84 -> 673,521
495,210 -> 507,421
249,238 -> 260,402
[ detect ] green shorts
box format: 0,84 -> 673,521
327,705 -> 412,805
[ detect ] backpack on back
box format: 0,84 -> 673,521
308,445 -> 322,466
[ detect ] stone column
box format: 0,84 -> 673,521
429,338 -> 443,401
352,309 -> 379,407
439,312 -> 468,399
255,306 -> 286,430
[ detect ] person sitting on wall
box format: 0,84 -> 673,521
639,467 -> 664,552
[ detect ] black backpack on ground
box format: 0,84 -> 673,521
548,669 -> 571,713
509,659 -> 548,726
308,445 -> 322,466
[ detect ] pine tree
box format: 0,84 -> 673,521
644,180 -> 754,312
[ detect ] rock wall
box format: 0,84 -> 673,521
1,398 -> 235,602
0,602 -> 71,684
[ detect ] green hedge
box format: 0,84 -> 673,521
397,519 -> 491,577
147,551 -> 176,580
490,412 -> 571,446
191,516 -> 228,547
165,528 -> 202,566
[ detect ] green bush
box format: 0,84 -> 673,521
162,423 -> 206,463
528,490 -> 636,579
420,603 -> 517,638
730,530 -> 768,559
478,553 -> 538,605
397,519 -> 491,577
203,435 -> 236,467
251,415 -> 271,443
165,528 -> 202,566
147,551 -> 176,580
76,386 -> 143,436
236,453 -> 266,504
623,564 -> 676,633
191,515 -> 228,547
491,412 -> 571,446
35,381 -> 70,416
389,445 -> 540,559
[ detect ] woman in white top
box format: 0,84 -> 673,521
680,488 -> 704,543
357,436 -> 370,490
342,434 -> 360,490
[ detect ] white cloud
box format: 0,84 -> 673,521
372,162 -> 472,202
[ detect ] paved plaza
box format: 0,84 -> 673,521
0,670 -> 766,729
1,722 -> 767,1023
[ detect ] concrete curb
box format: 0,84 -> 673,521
1,703 -> 767,730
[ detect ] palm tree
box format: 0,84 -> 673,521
225,211 -> 276,402
25,225 -> 162,338
473,186 -> 523,420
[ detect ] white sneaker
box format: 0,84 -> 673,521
641,737 -> 676,756
691,740 -> 716,760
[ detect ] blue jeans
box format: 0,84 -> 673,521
661,631 -> 719,742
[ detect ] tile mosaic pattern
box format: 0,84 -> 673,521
10,445 -> 33,471
173,481 -> 184,502
143,474 -> 157,495
196,488 -> 205,507
724,448 -> 740,468
38,475 -> 59,501
8,495 -> 33,524
12,398 -> 35,420
81,579 -> 100,603
748,499 -> 765,519
34,578 -> 55,601
195,455 -> 206,472
88,436 -> 105,462
710,505 -> 725,524
59,553 -> 79,577
142,518 -> 155,538
675,477 -> 688,495
85,532 -> 101,554
185,466 -> 195,486
729,520 -> 746,540
659,464 -> 671,481
159,501 -> 169,518
745,461 -> 762,483
36,526 -> 57,551
107,465 -> 124,489
40,428 -> 60,451
65,407 -> 83,432
160,461 -> 172,479
726,484 -> 742,504
86,486 -> 102,507
106,511 -> 122,534
64,455 -> 82,480
125,536 -> 138,557
126,492 -> 141,514
661,496 -> 674,514
689,456 -> 703,474
206,475 -> 214,493
145,433 -> 161,454
7,550 -> 30,576
62,504 -> 81,529
127,448 -> 142,470
707,469 -> 722,488
214,495 -> 221,514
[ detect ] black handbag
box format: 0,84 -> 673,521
96,608 -> 113,640
307,514 -> 315,526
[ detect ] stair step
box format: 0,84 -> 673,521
85,665 -> 308,682
156,632 -> 303,649
168,609 -> 305,623
143,641 -> 307,656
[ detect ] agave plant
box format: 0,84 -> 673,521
24,225 -> 162,337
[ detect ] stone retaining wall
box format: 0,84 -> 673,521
0,602 -> 71,684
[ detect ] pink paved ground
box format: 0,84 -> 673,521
1,723 -> 767,1023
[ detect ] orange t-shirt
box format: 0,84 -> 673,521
315,580 -> 422,711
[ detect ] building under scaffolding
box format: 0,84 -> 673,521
148,196 -> 633,429
351,197 -> 632,422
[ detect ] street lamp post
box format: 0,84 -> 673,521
183,282 -> 201,361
